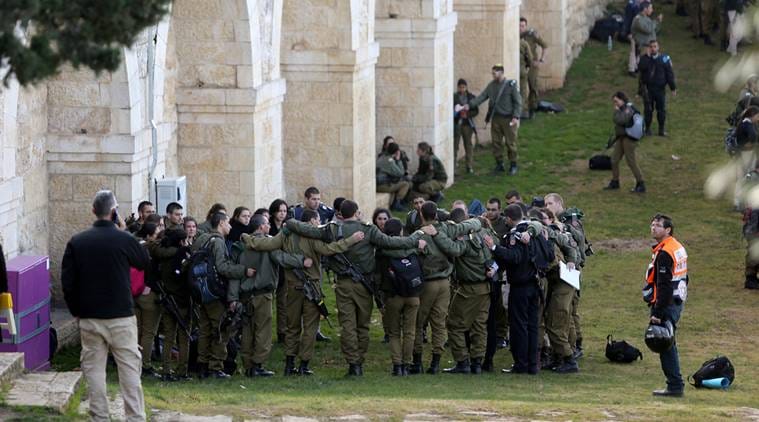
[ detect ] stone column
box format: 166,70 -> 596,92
375,0 -> 457,181
0,76 -> 21,258
281,0 -> 379,209
174,0 -> 286,215
453,0 -> 522,144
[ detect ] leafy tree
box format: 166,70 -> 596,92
0,0 -> 171,86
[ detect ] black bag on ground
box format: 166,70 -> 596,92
689,356 -> 735,388
605,335 -> 643,363
536,100 -> 565,113
590,15 -> 624,42
589,154 -> 612,170
388,254 -> 424,297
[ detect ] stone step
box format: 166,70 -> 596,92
5,371 -> 83,413
51,306 -> 80,351
0,352 -> 25,386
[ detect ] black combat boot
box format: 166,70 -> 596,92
347,363 -> 362,376
443,359 -> 471,374
553,356 -> 579,374
392,364 -> 404,376
390,199 -> 405,212
573,339 -> 584,360
298,360 -> 314,376
284,356 -> 297,376
196,362 -> 209,379
481,356 -> 494,373
402,364 -> 411,376
426,354 -> 441,375
247,363 -> 274,377
631,181 -> 646,193
470,358 -> 483,375
509,162 -> 518,176
542,354 -> 560,371
492,161 -> 506,174
604,180 -> 620,190
745,275 -> 759,289
409,353 -> 423,375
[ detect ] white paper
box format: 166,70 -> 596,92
454,104 -> 464,113
559,261 -> 581,290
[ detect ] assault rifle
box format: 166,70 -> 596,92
154,279 -> 191,337
293,268 -> 332,328
328,253 -> 385,311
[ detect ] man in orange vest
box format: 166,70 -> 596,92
644,213 -> 687,397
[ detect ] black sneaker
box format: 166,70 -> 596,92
653,389 -> 684,397
631,181 -> 646,193
604,180 -> 620,190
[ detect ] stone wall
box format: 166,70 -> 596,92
0,76 -> 22,259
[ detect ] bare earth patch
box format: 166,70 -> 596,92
594,238 -> 651,253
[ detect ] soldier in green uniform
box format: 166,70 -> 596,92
453,79 -> 479,174
229,215 -> 308,377
463,64 -> 522,176
701,0 -> 720,45
441,209 -> 494,375
192,213 -> 256,379
520,17 -> 547,118
135,224 -> 163,378
405,195 -> 449,236
519,39 -> 534,120
244,209 -> 364,376
376,142 -> 411,211
411,142 -> 448,203
484,198 -> 510,346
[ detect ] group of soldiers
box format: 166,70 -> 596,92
675,0 -> 749,53
128,184 -> 592,379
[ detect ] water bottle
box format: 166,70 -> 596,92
607,35 -> 613,51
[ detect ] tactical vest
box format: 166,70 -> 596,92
645,236 -> 688,305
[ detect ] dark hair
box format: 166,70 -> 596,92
268,199 -> 288,219
301,209 -> 318,223
612,91 -> 629,103
136,222 -> 159,239
457,78 -> 467,87
304,187 -> 320,199
210,212 -> 228,229
505,190 -> 521,201
146,213 -> 163,225
505,204 -> 523,221
648,39 -> 659,46
205,203 -> 227,221
741,105 -> 759,120
232,206 -> 250,222
543,208 -> 555,222
333,197 -> 346,213
450,208 -> 467,223
384,218 -> 403,236
166,201 -> 183,215
382,136 -> 395,150
487,197 -> 501,209
162,227 -> 188,247
250,214 -> 268,232
417,142 -> 432,156
386,142 -> 400,155
640,1 -> 651,10
421,201 -> 438,221
254,208 -> 268,216
527,208 -> 544,221
652,213 -> 674,235
138,201 -> 153,213
372,208 -> 391,225
492,64 -> 504,72
183,216 -> 197,227
340,200 -> 359,219
520,17 -> 527,23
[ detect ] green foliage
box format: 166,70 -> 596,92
0,0 -> 171,86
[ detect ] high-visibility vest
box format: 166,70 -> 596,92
645,236 -> 688,305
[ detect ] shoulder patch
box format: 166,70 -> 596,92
509,80 -> 517,86
662,55 -> 671,64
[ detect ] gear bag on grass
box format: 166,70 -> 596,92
188,235 -> 227,303
605,334 -> 643,363
689,356 -> 735,388
387,254 -> 424,297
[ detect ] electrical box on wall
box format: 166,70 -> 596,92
155,176 -> 187,215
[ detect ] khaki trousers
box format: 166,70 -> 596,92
416,180 -> 446,199
454,123 -> 475,169
79,317 -> 145,422
160,303 -> 191,375
545,272 -> 575,358
241,293 -> 273,369
377,180 -> 411,204
384,295 -> 420,364
276,273 -> 288,341
134,291 -> 161,369
447,283 -> 490,361
611,136 -> 643,182
528,64 -> 540,111
569,289 -> 583,347
491,115 -> 518,163
336,277 -> 374,364
197,300 -> 229,371
285,275 -> 321,361
414,278 -> 451,355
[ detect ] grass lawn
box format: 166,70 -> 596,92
45,3 -> 759,421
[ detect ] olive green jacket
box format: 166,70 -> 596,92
558,210 -> 588,267
193,231 -> 246,281
520,39 -> 534,75
197,219 -> 213,234
377,153 -> 406,183
469,79 -> 522,119
436,228 -> 493,284
227,234 -> 306,301
613,105 -> 635,137
419,218 -> 483,281
413,154 -> 447,185
521,29 -> 547,59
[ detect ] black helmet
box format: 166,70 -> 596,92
645,321 -> 674,354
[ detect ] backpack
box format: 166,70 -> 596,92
724,127 -> 740,156
605,335 -> 643,363
589,154 -> 612,170
387,254 -> 424,297
188,236 -> 227,304
689,356 -> 735,388
522,227 -> 555,276
625,106 -> 645,140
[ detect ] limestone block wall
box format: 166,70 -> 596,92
376,0 -> 457,180
282,0 -> 379,210
521,0 -> 611,90
0,77 -> 22,259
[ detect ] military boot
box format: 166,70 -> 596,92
426,354 -> 441,375
347,363 -> 362,377
470,358 -> 483,375
402,364 -> 411,376
604,180 -> 620,190
631,181 -> 646,193
509,162 -> 518,176
392,364 -> 404,376
553,356 -> 579,374
481,357 -> 494,373
196,362 -> 209,379
542,354 -> 560,371
745,275 -> 759,289
298,360 -> 314,376
443,359 -> 471,374
284,356 -> 297,376
246,363 -> 274,377
409,353 -> 423,375
492,161 -> 506,174
573,339 -> 584,360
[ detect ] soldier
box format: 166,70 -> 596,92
230,215 -> 309,377
244,209 -> 364,376
631,2 -> 661,55
197,203 -> 227,234
700,0 -> 720,46
165,202 -> 184,231
742,163 -> 759,289
411,142 -> 448,203
518,40 -> 533,120
520,17 -> 547,118
483,197 -> 510,351
484,197 -> 510,240
192,213 -> 256,379
441,208 -> 494,375
405,195 -> 449,235
453,79 -> 479,174
638,40 -> 677,137
135,223 -> 163,378
292,187 -> 336,224
376,142 -> 411,211
463,64 -> 522,176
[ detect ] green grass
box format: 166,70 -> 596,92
46,3 -> 759,420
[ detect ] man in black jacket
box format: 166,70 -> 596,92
484,204 -> 539,375
638,40 -> 677,136
61,190 -> 150,422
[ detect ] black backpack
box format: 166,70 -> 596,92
527,230 -> 555,276
589,154 -> 612,170
605,335 -> 643,363
387,254 -> 424,297
689,356 -> 735,388
188,236 -> 227,304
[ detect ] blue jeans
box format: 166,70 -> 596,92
653,303 -> 684,392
